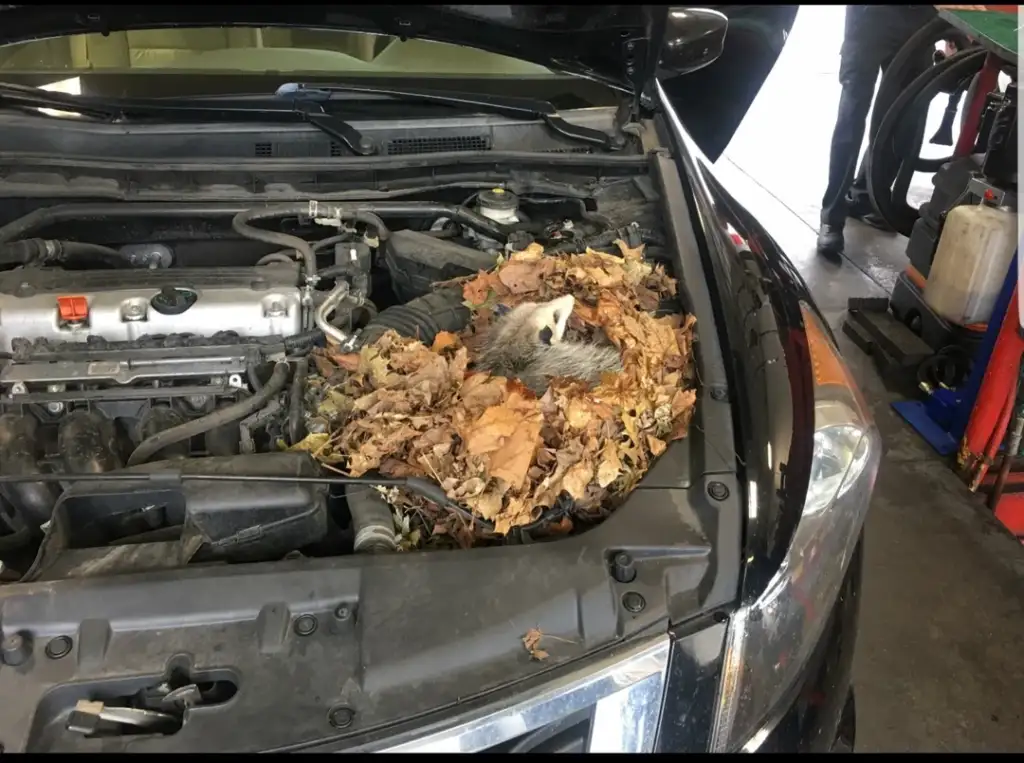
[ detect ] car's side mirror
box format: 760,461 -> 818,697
658,7 -> 729,77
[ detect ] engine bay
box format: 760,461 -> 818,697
0,178 -> 694,582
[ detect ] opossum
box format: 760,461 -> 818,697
476,294 -> 623,394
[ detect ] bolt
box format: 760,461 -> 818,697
328,705 -> 355,729
187,394 -> 209,410
710,387 -> 728,402
124,304 -> 143,318
626,40 -> 635,52
293,614 -> 318,636
45,402 -> 65,415
622,592 -> 646,614
1,633 -> 30,667
712,611 -> 729,624
10,383 -> 26,396
266,301 -> 287,317
708,481 -> 730,501
333,604 -> 352,622
611,552 -> 637,584
44,635 -> 73,660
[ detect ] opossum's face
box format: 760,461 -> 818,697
525,294 -> 574,346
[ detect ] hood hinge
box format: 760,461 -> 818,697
622,35 -> 650,121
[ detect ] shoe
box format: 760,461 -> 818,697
817,224 -> 844,257
858,212 -> 894,233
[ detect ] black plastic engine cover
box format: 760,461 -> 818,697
22,452 -> 328,581
383,229 -> 498,301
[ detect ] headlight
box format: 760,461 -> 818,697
381,635 -> 671,753
709,304 -> 881,752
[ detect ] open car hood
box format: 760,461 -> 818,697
0,5 -> 663,93
0,4 -> 798,160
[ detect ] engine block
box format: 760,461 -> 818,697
0,264 -> 302,352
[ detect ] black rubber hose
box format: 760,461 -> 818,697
127,361 -> 290,466
867,48 -> 988,236
361,287 -> 471,347
872,16 -> 960,163
0,239 -> 130,268
0,201 -> 509,251
0,239 -> 40,267
246,359 -> 264,392
255,252 -> 298,267
346,483 -> 398,552
0,202 -> 251,245
288,357 -> 309,446
231,206 -> 320,284
283,329 -> 325,353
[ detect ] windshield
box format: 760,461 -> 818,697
0,27 -> 558,80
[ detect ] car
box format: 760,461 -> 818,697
0,5 -> 877,753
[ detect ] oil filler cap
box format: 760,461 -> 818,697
150,286 -> 198,315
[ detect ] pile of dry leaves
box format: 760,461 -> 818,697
294,240 -> 697,544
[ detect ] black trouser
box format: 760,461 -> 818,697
820,6 -> 934,228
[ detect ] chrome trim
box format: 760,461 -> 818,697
380,635 -> 671,753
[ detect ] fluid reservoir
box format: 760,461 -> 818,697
476,188 -> 519,225
923,203 -> 1019,327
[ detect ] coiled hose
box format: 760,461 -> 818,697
127,361 -> 290,466
867,47 -> 996,236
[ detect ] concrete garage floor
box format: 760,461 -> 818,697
710,7 -> 1024,753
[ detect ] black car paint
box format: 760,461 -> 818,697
654,81 -> 861,748
661,6 -> 799,161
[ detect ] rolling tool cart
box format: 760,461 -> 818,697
845,6 -> 1019,462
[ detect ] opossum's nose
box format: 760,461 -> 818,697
539,327 -> 554,345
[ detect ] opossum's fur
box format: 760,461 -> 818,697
476,295 -> 623,394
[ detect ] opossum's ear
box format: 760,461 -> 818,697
548,294 -> 575,343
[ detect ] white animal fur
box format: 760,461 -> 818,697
476,295 -> 623,394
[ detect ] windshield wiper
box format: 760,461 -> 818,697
275,82 -> 626,151
0,81 -> 376,156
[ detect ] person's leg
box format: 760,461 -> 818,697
818,43 -> 879,254
847,34 -> 934,230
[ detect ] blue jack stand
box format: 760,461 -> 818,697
892,389 -> 961,456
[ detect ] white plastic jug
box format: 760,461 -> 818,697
923,203 -> 1019,327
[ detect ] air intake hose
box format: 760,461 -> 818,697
361,287 -> 471,347
346,483 -> 397,552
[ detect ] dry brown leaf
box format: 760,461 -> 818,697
309,239 -> 696,542
596,440 -> 622,488
647,435 -> 667,457
562,459 -> 594,500
498,259 -> 550,294
431,331 -> 461,353
522,627 -> 550,661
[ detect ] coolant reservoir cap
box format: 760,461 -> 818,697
150,286 -> 198,315
478,187 -> 518,212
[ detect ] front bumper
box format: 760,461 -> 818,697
659,538 -> 863,753
364,535 -> 863,754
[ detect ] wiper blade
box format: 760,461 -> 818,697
0,81 -> 120,120
276,81 -> 625,151
0,81 -> 376,156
